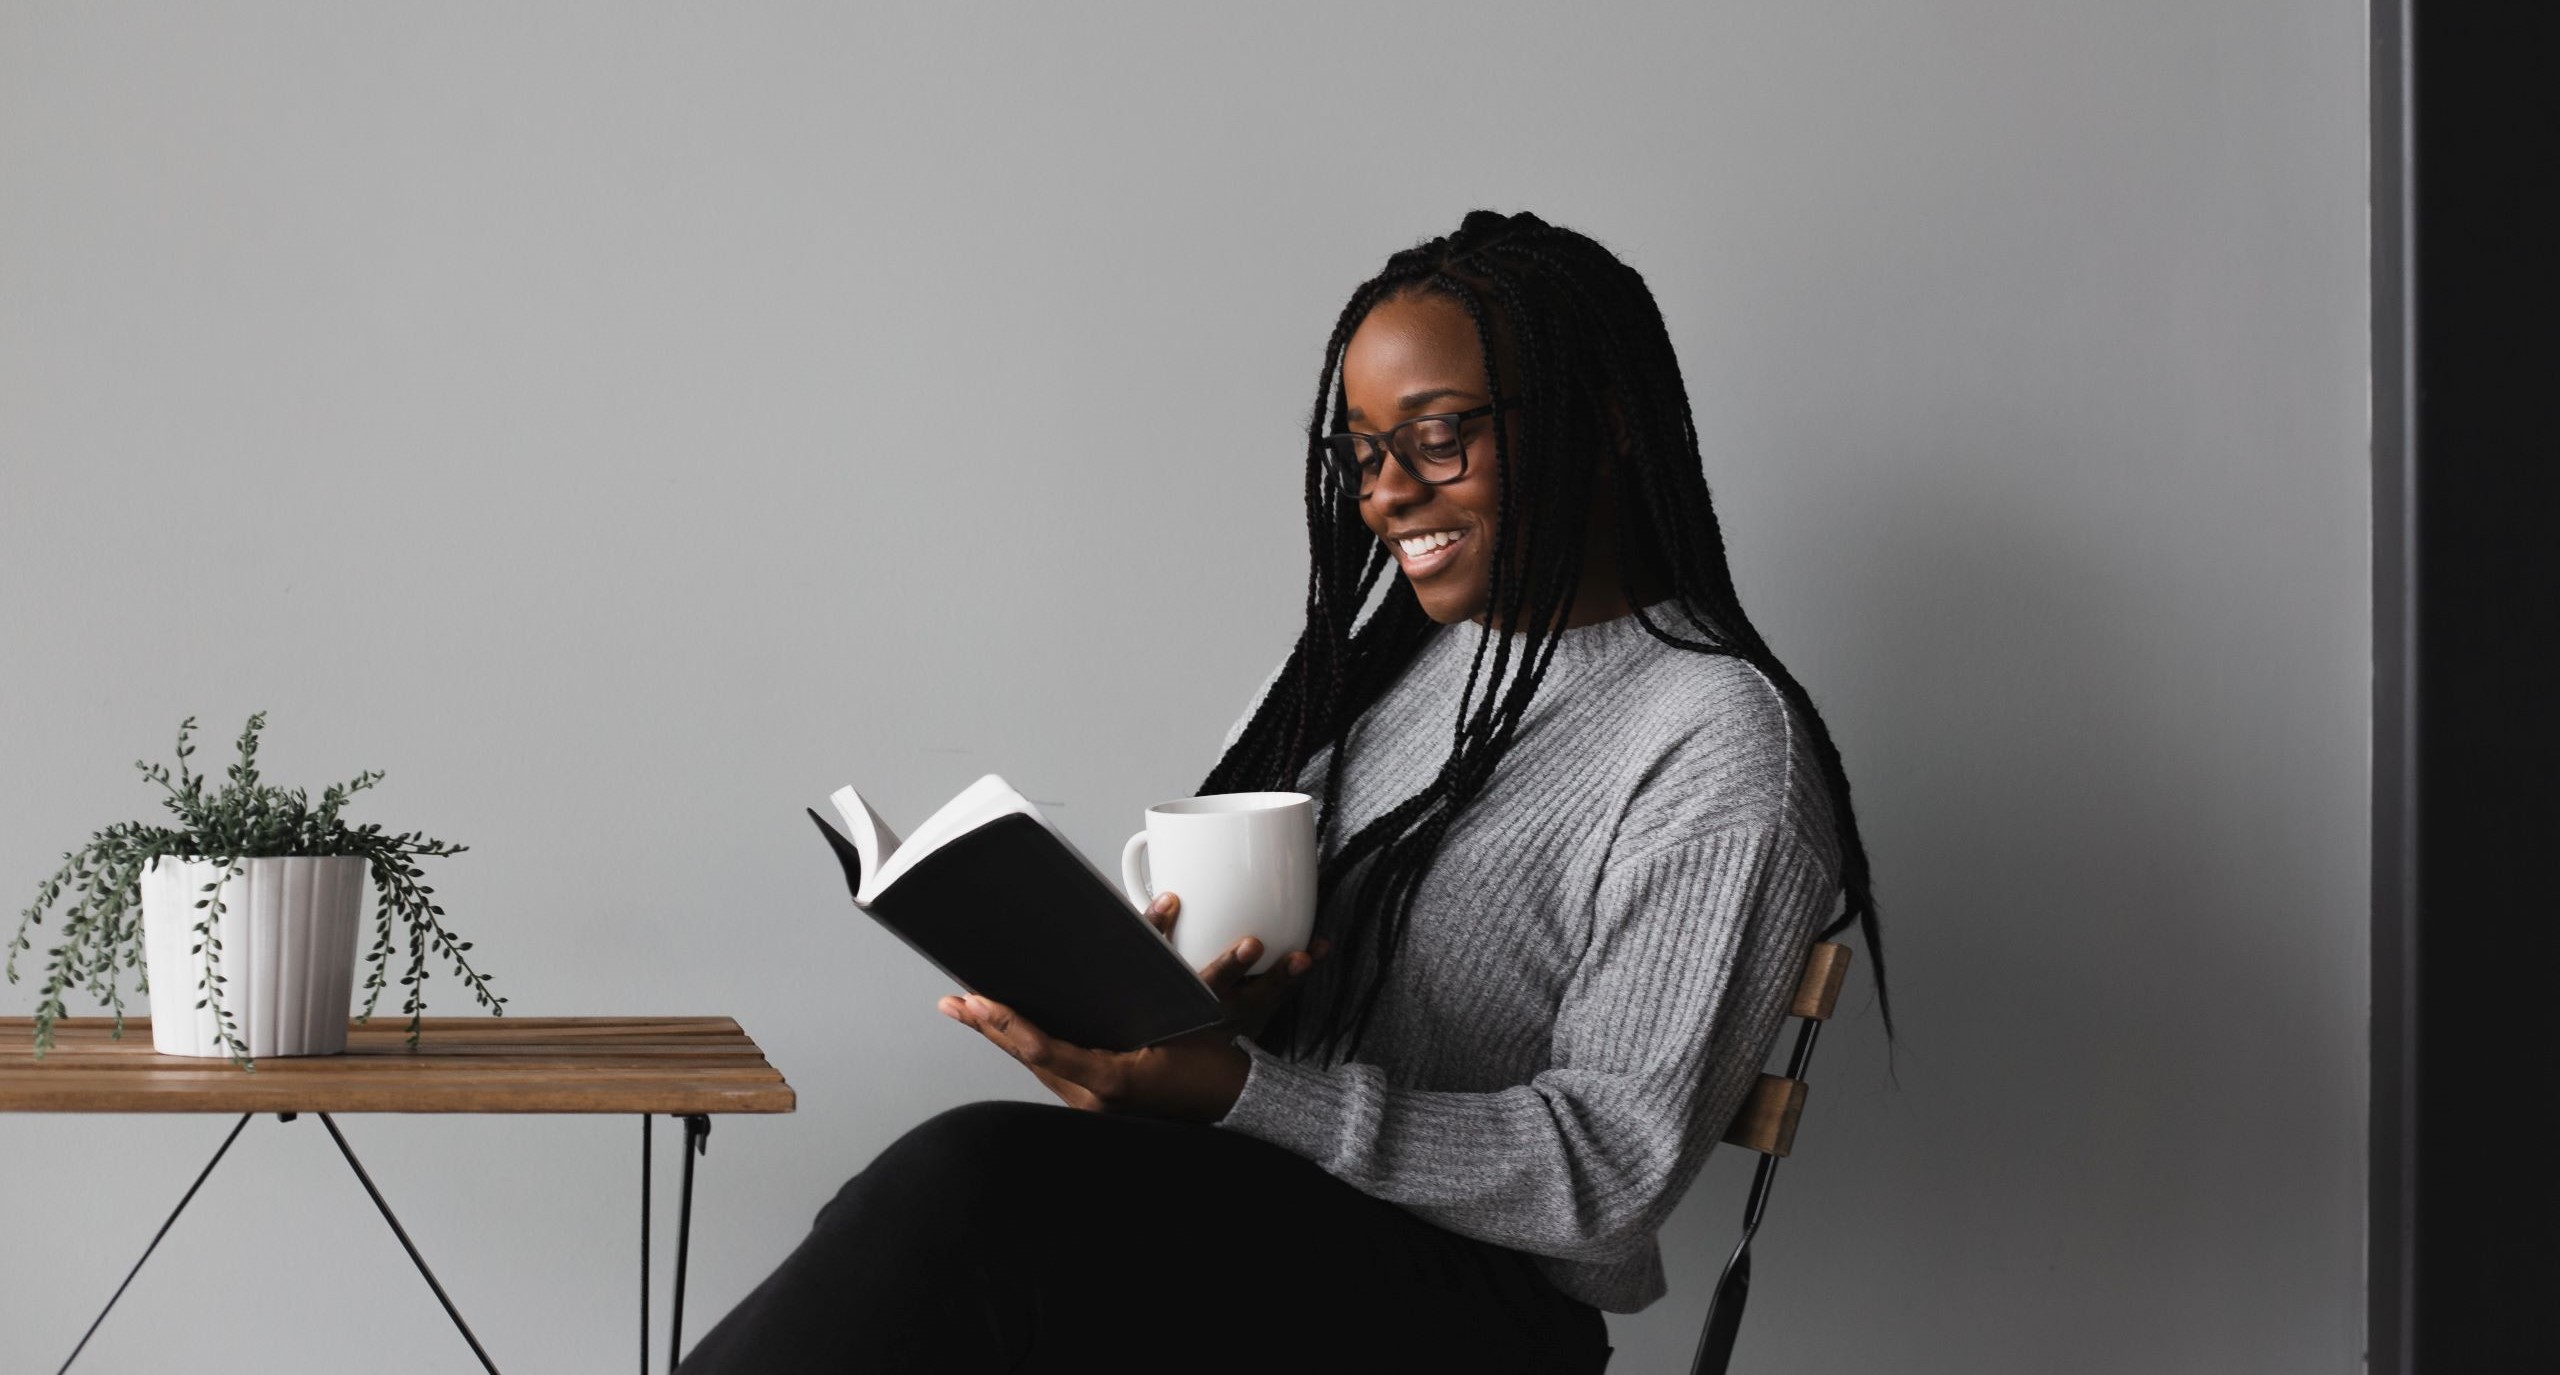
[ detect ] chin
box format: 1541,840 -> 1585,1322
1411,583 -> 1490,625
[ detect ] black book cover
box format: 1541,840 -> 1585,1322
809,808 -> 1225,1052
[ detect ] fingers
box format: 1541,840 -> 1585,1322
1198,936 -> 1265,994
1026,1060 -> 1103,1111
1246,949 -> 1316,998
945,993 -> 1042,1064
1202,934 -> 1332,991
944,992 -> 1049,1062
1220,937 -> 1330,1024
1143,892 -> 1180,939
939,993 -> 1112,1110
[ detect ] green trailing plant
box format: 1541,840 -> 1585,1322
6,712 -> 503,1068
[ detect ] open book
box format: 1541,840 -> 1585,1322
809,775 -> 1224,1052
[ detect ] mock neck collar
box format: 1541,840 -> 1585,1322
1417,601 -> 1687,679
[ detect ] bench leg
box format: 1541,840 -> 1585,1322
644,1112 -> 713,1374
319,1112 -> 502,1374
668,1113 -> 710,1371
55,1113 -> 253,1374
641,1115 -> 654,1373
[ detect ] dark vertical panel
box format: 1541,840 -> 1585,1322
2367,2 -> 2413,1370
2403,6 -> 2560,1371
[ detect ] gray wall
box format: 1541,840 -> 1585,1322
0,3 -> 2369,1371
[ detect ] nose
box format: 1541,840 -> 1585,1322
1364,445 -> 1434,515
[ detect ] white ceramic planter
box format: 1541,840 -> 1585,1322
140,855 -> 366,1058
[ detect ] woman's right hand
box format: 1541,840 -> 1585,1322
1142,892 -> 1328,1040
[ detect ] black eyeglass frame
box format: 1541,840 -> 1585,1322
1322,403 -> 1511,492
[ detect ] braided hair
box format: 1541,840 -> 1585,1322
1199,209 -> 1889,1067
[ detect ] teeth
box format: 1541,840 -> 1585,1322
1397,531 -> 1459,557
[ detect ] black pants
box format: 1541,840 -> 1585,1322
676,1099 -> 1613,1373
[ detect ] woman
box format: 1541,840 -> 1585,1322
680,209 -> 1888,1373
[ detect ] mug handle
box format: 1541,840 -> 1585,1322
1119,832 -> 1153,915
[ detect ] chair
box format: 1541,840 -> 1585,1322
1685,940 -> 1853,1375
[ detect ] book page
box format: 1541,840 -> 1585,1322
873,773 -> 1028,895
828,785 -> 904,905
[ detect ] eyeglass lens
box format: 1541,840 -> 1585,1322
1329,415 -> 1469,489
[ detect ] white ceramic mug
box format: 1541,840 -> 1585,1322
1120,791 -> 1317,977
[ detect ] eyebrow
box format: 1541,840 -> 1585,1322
1346,387 -> 1476,425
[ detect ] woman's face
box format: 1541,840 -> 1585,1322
1338,290 -> 1508,624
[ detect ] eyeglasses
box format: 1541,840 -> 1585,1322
1322,404 -> 1505,493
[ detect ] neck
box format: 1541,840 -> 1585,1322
1470,573 -> 1672,632
1472,536 -> 1673,632
1469,455 -> 1670,631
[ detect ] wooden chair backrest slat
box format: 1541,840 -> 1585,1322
1791,942 -> 1852,1021
1720,1073 -> 1806,1157
1714,942 -> 1852,1159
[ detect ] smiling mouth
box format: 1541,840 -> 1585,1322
1391,528 -> 1467,577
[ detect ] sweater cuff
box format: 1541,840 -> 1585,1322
1211,1034 -> 1351,1158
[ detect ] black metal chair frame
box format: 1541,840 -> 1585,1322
1682,943 -> 1844,1375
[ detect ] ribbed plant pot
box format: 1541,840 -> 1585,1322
140,855 -> 366,1058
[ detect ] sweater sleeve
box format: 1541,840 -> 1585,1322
1210,815 -> 1837,1265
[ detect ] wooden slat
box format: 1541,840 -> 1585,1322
0,1017 -> 795,1115
1791,942 -> 1852,1021
1720,1073 -> 1807,1157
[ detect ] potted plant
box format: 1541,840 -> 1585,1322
6,713 -> 504,1068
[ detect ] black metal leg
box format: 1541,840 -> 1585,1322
640,1114 -> 653,1375
66,1110 -> 697,1373
668,1114 -> 710,1373
56,1113 -> 253,1374
317,1113 -> 502,1374
1691,1017 -> 1825,1375
1690,1238 -> 1755,1375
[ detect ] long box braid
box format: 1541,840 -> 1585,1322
1201,209 -> 1890,1067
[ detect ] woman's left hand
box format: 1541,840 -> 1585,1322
936,923 -> 1321,1123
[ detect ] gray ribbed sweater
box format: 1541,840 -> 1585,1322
1207,609 -> 1843,1314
